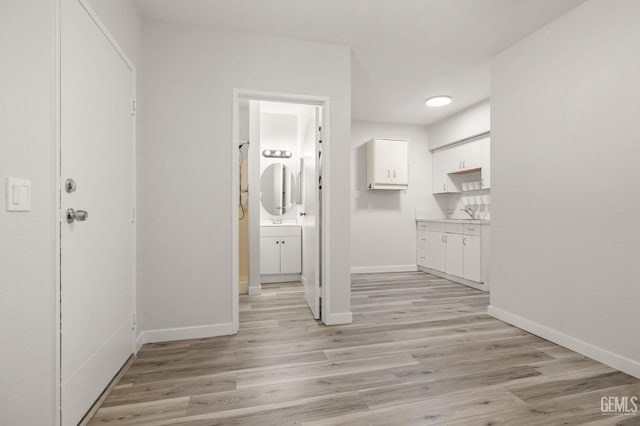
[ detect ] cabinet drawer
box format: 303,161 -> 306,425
417,221 -> 429,232
416,248 -> 428,267
446,223 -> 464,234
430,222 -> 447,233
417,231 -> 429,249
463,224 -> 481,236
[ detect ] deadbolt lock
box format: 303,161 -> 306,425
65,178 -> 77,193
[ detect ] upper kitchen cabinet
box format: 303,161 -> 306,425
481,137 -> 491,189
431,136 -> 490,195
367,139 -> 409,190
449,139 -> 481,173
432,148 -> 458,194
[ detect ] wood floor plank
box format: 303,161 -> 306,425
88,274 -> 640,425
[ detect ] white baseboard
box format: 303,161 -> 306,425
351,264 -> 418,274
248,285 -> 261,295
488,305 -> 640,380
324,312 -> 353,325
261,273 -> 301,284
136,322 -> 236,346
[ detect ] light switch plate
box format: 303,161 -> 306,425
6,177 -> 31,212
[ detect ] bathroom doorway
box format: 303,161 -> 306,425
232,91 -> 329,329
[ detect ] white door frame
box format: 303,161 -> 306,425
231,89 -> 331,330
55,0 -> 137,423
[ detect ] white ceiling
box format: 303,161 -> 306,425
136,0 -> 585,125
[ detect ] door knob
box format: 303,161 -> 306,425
66,208 -> 89,223
299,212 -> 306,216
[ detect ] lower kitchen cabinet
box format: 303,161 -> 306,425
463,234 -> 482,282
416,221 -> 490,290
445,233 -> 464,278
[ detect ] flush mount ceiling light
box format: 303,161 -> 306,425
262,149 -> 292,158
425,95 -> 452,107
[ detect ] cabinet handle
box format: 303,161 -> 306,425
463,237 -> 466,246
443,183 -> 446,192
387,169 -> 391,178
481,177 -> 485,187
445,235 -> 448,243
393,170 -> 396,178
441,234 -> 444,243
463,160 -> 466,169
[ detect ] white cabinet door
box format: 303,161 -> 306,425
445,233 -> 464,277
432,150 -> 457,194
481,137 -> 491,189
280,236 -> 302,274
260,237 -> 281,275
463,235 -> 482,282
427,232 -> 446,272
391,140 -> 409,185
373,139 -> 396,184
460,140 -> 481,171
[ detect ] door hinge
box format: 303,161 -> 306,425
130,99 -> 137,116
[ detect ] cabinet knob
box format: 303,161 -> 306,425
276,241 -> 280,244
282,240 -> 285,244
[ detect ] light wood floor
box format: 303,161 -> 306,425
89,272 -> 640,425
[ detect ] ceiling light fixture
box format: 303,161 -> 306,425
425,95 -> 452,107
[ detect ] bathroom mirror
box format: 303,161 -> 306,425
260,163 -> 295,216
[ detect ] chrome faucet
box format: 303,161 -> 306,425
460,208 -> 475,219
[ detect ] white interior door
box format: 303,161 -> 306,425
301,106 -> 321,319
60,1 -> 135,424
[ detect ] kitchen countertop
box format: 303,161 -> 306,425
416,218 -> 490,225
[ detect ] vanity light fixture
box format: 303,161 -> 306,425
262,149 -> 292,158
425,95 -> 452,107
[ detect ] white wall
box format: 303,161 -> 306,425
0,2 -> 57,424
351,121 -> 437,273
428,99 -> 490,150
140,22 -> 352,334
490,0 -> 640,378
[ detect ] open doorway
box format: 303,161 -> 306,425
233,92 -> 327,330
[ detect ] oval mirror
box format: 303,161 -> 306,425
260,163 -> 295,216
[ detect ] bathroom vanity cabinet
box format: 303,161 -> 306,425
260,225 -> 301,282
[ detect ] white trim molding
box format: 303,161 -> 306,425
136,323 -> 236,346
488,305 -> 640,380
323,312 -> 353,325
351,265 -> 418,274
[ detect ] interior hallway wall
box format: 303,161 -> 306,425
351,120 -> 438,272
140,21 -> 352,334
490,0 -> 640,378
0,1 -> 57,424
